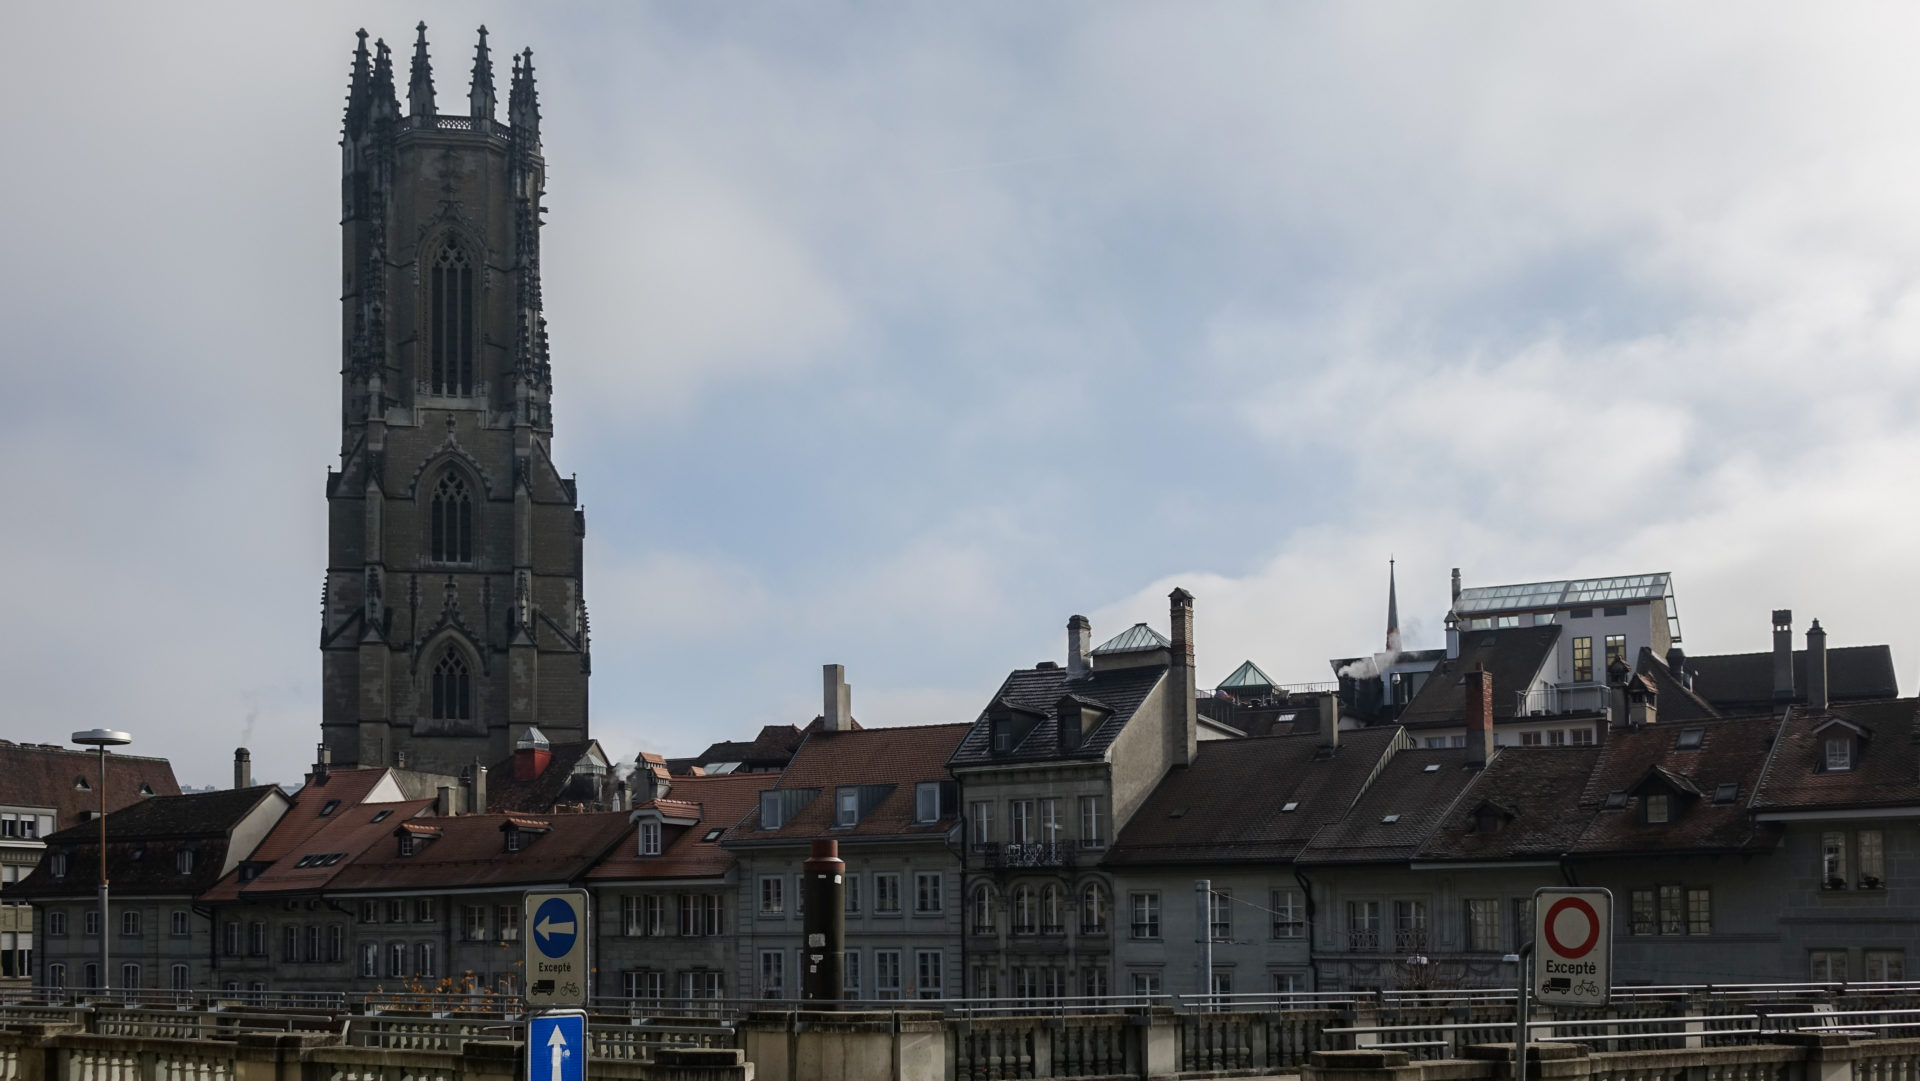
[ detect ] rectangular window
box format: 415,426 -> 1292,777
622,895 -> 645,936
1686,889 -> 1711,935
916,949 -> 944,999
176,850 -> 193,874
465,905 -> 488,941
845,874 -> 862,914
1394,899 -> 1427,951
498,905 -> 519,941
837,789 -> 859,828
1866,950 -> 1906,982
1270,889 -> 1303,938
1604,634 -> 1627,669
1860,830 -> 1886,888
387,900 -> 405,923
1512,898 -> 1533,953
1040,798 -> 1063,843
359,901 -> 378,924
971,886 -> 995,934
121,963 -> 140,989
1130,892 -> 1160,939
759,875 -> 785,917
1131,971 -> 1161,998
383,941 -> 403,977
1080,796 -> 1104,847
360,943 -> 378,978
843,949 -> 862,998
1822,831 -> 1849,888
874,873 -> 902,914
305,925 -> 320,962
915,782 -> 941,823
328,924 -> 344,962
415,942 -> 434,978
1570,728 -> 1595,745
1466,899 -> 1501,951
48,912 -> 68,937
970,964 -> 997,999
1658,885 -> 1684,935
1645,794 -> 1670,824
623,970 -> 665,1003
1547,730 -> 1566,746
1521,731 -> 1542,746
758,950 -> 785,998
1346,900 -> 1381,952
1010,800 -> 1033,844
875,949 -> 903,1000
1825,737 -> 1852,771
678,970 -> 723,1000
48,964 -> 65,989
249,921 -> 266,956
1631,890 -> 1654,936
968,801 -> 991,845
915,872 -> 943,913
414,899 -> 433,923
1573,637 -> 1593,682
639,820 -> 662,855
1210,970 -> 1234,996
1209,889 -> 1231,942
84,910 -> 99,937
282,925 -> 297,962
1811,950 -> 1848,982
1273,972 -> 1304,994
120,910 -> 140,937
1084,967 -> 1108,999
170,910 -> 189,937
220,921 -> 238,955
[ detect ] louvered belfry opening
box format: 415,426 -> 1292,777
429,236 -> 475,395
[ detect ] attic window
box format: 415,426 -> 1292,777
1714,782 -> 1738,804
1604,792 -> 1629,810
639,820 -> 662,856
49,852 -> 68,878
1824,737 -> 1852,772
176,850 -> 194,874
1676,728 -> 1704,751
371,810 -> 392,823
1645,794 -> 1671,824
399,835 -> 415,857
319,800 -> 340,817
139,783 -> 155,797
74,777 -> 90,791
1381,814 -> 1401,824
506,829 -> 522,853
1423,764 -> 1440,773
294,855 -> 316,868
130,844 -> 145,861
1280,802 -> 1298,813
702,828 -> 723,842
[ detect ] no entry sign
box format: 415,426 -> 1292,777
1532,887 -> 1611,1006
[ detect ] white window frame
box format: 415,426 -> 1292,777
169,910 -> 190,937
1079,796 -> 1104,847
874,872 -> 902,915
1825,737 -> 1852,771
759,949 -> 786,999
759,875 -> 785,917
914,782 -> 941,824
915,872 -> 943,914
915,949 -> 944,999
639,820 -> 662,856
969,801 -> 991,845
836,789 -> 859,828
874,948 -> 903,1000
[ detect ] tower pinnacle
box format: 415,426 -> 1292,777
408,21 -> 435,117
469,26 -> 495,121
1385,558 -> 1402,654
345,29 -> 372,134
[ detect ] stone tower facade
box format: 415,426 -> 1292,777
321,25 -> 589,775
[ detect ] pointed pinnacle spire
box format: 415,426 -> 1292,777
509,46 -> 541,140
469,25 -> 496,121
345,29 -> 373,132
408,21 -> 436,117
371,38 -> 398,117
1385,558 -> 1402,654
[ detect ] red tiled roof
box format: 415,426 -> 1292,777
1752,699 -> 1920,812
1570,715 -> 1781,856
0,743 -> 181,834
327,810 -> 632,892
728,724 -> 971,843
247,767 -> 398,864
592,773 -> 778,882
202,799 -> 434,900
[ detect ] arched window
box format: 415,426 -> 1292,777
1041,884 -> 1063,934
970,885 -> 995,936
429,237 -> 475,395
1012,885 -> 1036,935
430,471 -> 473,563
431,647 -> 472,721
1080,883 -> 1108,935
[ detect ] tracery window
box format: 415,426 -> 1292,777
429,237 -> 475,395
431,647 -> 472,721
430,471 -> 473,563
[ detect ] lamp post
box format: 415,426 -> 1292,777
72,729 -> 131,995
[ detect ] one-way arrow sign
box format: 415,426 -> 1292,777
524,889 -> 590,1007
528,1011 -> 585,1081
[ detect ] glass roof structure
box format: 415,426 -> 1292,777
1453,572 -> 1681,641
1218,660 -> 1277,689
1091,622 -> 1171,655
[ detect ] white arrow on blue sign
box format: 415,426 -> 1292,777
524,889 -> 589,1007
534,896 -> 579,958
528,1011 -> 586,1081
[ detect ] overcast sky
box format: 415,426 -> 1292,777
6,2 -> 1920,788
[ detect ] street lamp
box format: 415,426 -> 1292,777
72,729 -> 131,996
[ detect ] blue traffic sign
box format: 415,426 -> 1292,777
533,896 -> 580,960
528,1011 -> 585,1081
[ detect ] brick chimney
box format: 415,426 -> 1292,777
822,664 -> 852,732
1807,619 -> 1829,711
1066,615 -> 1092,679
1773,609 -> 1795,702
1169,589 -> 1197,767
233,748 -> 252,790
1464,666 -> 1494,769
513,728 -> 552,782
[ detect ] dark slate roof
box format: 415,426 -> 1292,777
949,664 -> 1167,767
1104,728 -> 1403,867
1634,648 -> 1719,722
486,741 -> 606,814
1297,747 -> 1486,865
1396,626 -> 1562,727
16,786 -> 287,898
1751,699 -> 1920,813
0,743 -> 181,834
672,724 -> 807,774
1569,715 -> 1781,856
1416,747 -> 1604,861
1683,645 -> 1898,713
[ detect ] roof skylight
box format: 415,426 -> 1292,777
1280,801 -> 1298,813
1676,728 -> 1705,751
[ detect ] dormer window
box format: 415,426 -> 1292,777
176,850 -> 194,874
1645,794 -> 1670,824
991,722 -> 1013,755
1824,736 -> 1852,772
505,829 -> 522,853
138,783 -> 155,797
914,783 -> 941,824
399,835 -> 415,857
50,851 -> 69,878
74,777 -> 90,791
835,789 -> 859,828
639,820 -> 662,856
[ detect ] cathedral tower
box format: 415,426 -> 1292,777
322,25 -> 588,775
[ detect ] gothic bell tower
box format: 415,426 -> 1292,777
322,24 -> 589,775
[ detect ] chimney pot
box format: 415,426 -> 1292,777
1066,615 -> 1092,679
1773,609 -> 1795,702
822,664 -> 851,732
1451,567 -> 1462,602
234,748 -> 252,790
1807,619 -> 1829,711
1318,691 -> 1339,750
1168,589 -> 1197,767
1463,666 -> 1494,769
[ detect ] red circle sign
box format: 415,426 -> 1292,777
1543,897 -> 1601,958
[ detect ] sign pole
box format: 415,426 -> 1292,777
1514,941 -> 1532,1081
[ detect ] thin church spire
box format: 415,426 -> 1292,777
408,21 -> 436,117
469,26 -> 495,121
1385,558 -> 1402,654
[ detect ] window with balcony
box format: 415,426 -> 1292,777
1080,795 -> 1104,847
1009,800 -> 1033,845
1346,900 -> 1381,952
1393,899 -> 1427,952
1040,798 -> 1063,843
1465,899 -> 1501,951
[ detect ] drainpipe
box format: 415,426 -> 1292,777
1294,867 -> 1321,992
1558,854 -> 1579,887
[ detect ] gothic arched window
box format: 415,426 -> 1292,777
429,237 -> 475,395
430,471 -> 473,563
431,647 -> 472,721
